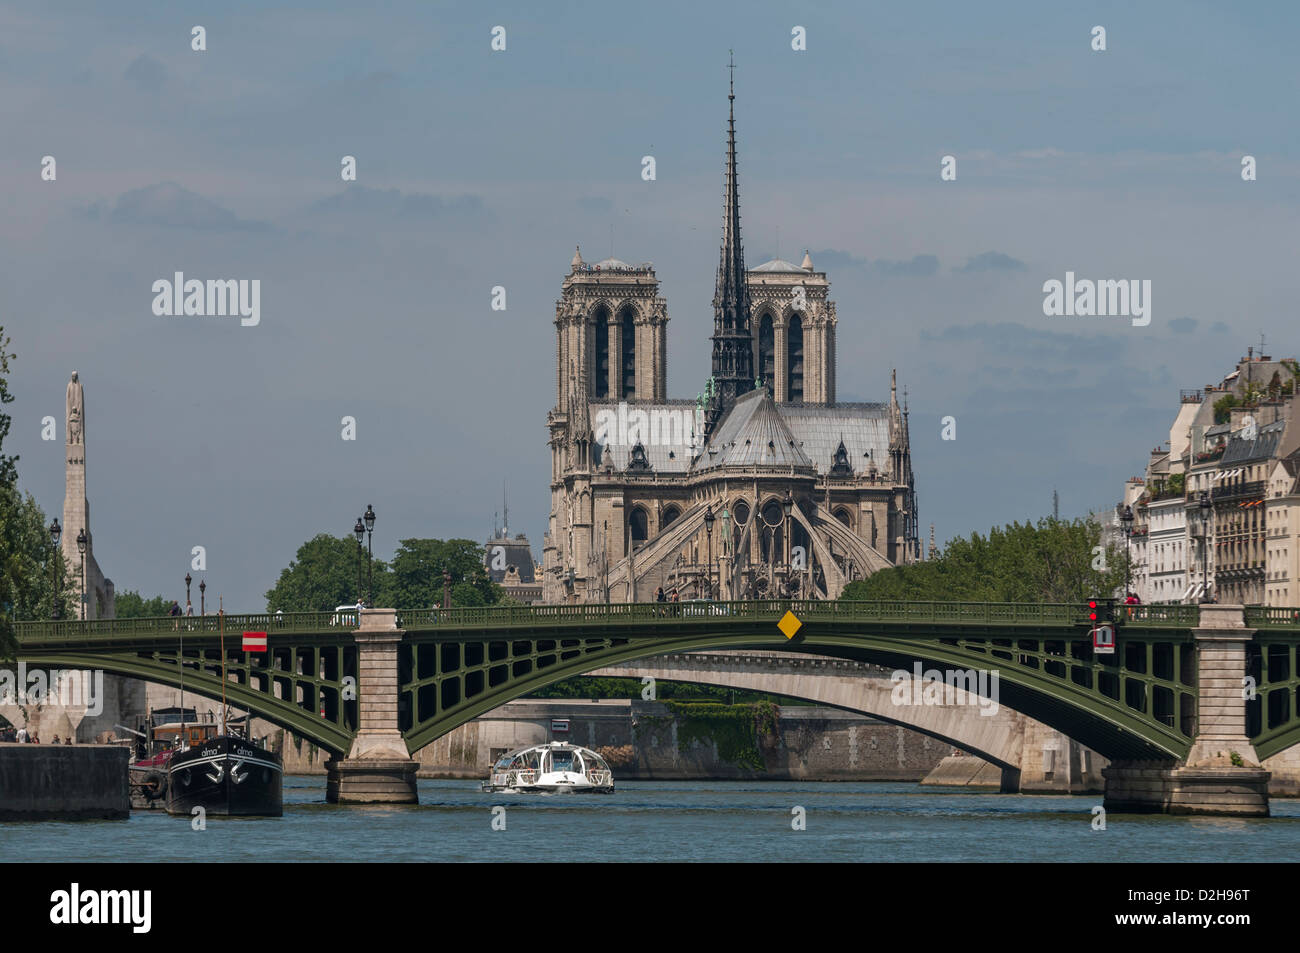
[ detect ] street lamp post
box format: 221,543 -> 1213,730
185,572 -> 192,612
1120,504 -> 1134,597
353,518 -> 365,604
364,504 -> 376,607
703,504 -> 715,599
719,508 -> 730,600
48,518 -> 61,619
199,579 -> 206,617
1198,490 -> 1213,603
76,529 -> 87,619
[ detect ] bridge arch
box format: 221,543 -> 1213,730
585,652 -> 1029,772
393,617 -> 1195,762
16,650 -> 355,754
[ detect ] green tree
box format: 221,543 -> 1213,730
115,590 -> 170,619
0,330 -> 76,655
842,516 -> 1126,604
265,533 -> 388,612
0,488 -> 74,625
378,538 -> 501,608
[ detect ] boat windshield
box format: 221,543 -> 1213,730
549,750 -> 576,772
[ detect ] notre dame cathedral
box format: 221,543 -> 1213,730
541,74 -> 918,604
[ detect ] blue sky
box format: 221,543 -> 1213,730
3,1 -> 1297,608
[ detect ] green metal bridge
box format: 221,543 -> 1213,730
11,601 -> 1300,763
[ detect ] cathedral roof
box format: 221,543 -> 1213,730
594,257 -> 630,269
590,400 -> 701,474
751,258 -> 807,273
776,402 -> 891,478
700,389 -> 814,469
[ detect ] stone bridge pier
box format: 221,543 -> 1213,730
325,610 -> 420,804
1103,604 -> 1271,816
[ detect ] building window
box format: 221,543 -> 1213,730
593,305 -> 611,397
786,315 -> 804,403
620,305 -> 636,399
758,312 -> 775,393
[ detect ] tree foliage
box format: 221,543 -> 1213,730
0,331 -> 75,656
377,538 -> 499,609
265,533 -> 382,612
115,590 -> 170,619
265,534 -> 502,612
841,517 -> 1127,604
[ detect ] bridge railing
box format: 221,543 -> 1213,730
1245,606 -> 1300,628
397,600 -> 1191,628
14,610 -> 346,642
11,599 -> 1226,643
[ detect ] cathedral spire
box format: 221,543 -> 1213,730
707,50 -> 754,433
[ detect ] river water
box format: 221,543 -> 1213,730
9,778 -> 1300,862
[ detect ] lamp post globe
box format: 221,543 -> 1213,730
1198,490 -> 1212,602
362,505 -> 376,606
76,529 -> 87,619
354,517 -> 365,605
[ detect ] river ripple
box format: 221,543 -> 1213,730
8,777 -> 1300,862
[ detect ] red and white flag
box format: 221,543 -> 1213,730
242,631 -> 268,652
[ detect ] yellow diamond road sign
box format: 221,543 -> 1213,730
778,611 -> 802,640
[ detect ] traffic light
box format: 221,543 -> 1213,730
1084,597 -> 1116,626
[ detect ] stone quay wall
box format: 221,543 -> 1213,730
275,699 -> 951,781
0,743 -> 129,820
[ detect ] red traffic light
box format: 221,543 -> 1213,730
1088,600 -> 1098,621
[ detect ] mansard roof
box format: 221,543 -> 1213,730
483,536 -> 538,584
1222,418 -> 1286,465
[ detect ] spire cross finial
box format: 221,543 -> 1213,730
729,50 -> 735,100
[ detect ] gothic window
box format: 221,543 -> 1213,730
630,507 -> 649,548
619,305 -> 636,399
662,505 -> 681,528
834,507 -> 853,528
758,312 -> 775,394
732,500 -> 750,526
760,500 -> 784,562
787,315 -> 804,403
593,305 -> 611,397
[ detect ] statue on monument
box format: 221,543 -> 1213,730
66,371 -> 83,445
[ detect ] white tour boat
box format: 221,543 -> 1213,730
482,741 -> 615,794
